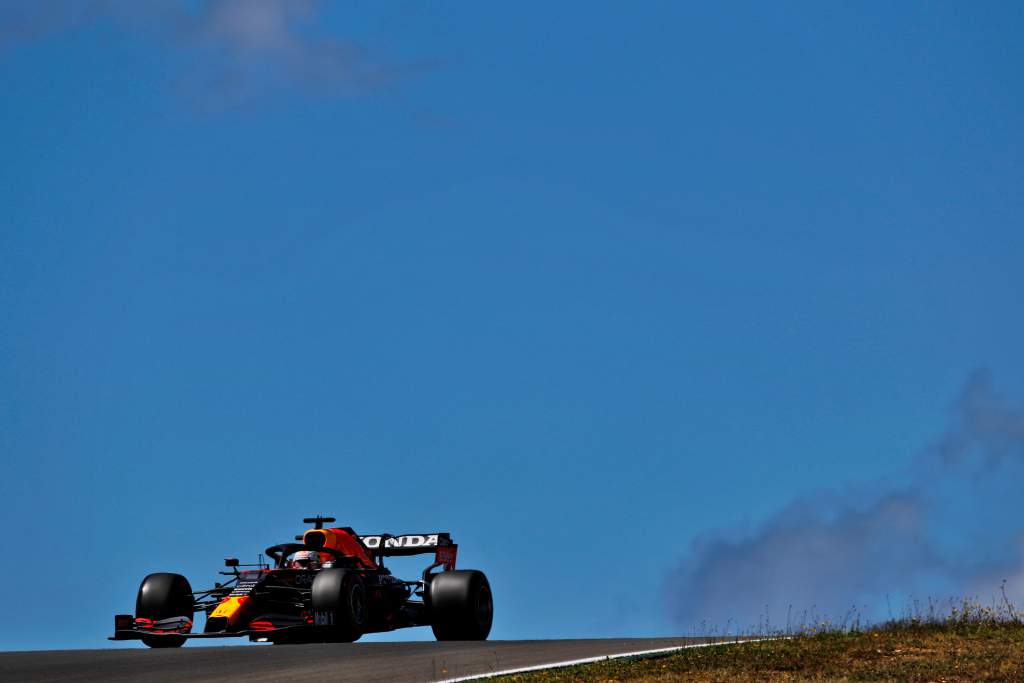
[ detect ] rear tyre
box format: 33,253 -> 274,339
311,569 -> 366,643
428,570 -> 493,641
136,572 -> 193,648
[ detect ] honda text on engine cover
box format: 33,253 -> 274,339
110,516 -> 493,646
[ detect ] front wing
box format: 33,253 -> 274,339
108,615 -> 309,642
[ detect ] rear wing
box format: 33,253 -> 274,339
360,533 -> 452,556
359,533 -> 457,570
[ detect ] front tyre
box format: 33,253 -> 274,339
428,570 -> 493,641
311,569 -> 367,643
136,573 -> 193,648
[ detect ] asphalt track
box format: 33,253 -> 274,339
0,637 -> 742,682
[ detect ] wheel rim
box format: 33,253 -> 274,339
350,584 -> 366,626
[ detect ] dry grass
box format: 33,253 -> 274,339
497,597 -> 1024,682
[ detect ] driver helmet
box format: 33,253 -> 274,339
290,550 -> 321,570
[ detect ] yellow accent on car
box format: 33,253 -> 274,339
209,596 -> 250,625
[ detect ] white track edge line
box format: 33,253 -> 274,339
437,637 -> 781,682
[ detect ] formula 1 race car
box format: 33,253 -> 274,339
109,517 -> 493,647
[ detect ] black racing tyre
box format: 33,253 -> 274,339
428,570 -> 493,641
311,569 -> 367,643
136,572 -> 193,648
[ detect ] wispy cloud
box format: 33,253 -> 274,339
179,0 -> 414,104
665,370 -> 1024,631
0,1 -> 427,105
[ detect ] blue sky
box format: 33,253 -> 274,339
1,1 -> 1022,650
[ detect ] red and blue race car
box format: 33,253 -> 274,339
110,516 -> 493,647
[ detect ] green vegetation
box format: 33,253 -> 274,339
497,598 -> 1024,682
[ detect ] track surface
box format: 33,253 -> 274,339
0,637 -> 730,682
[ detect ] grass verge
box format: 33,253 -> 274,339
494,618 -> 1024,681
